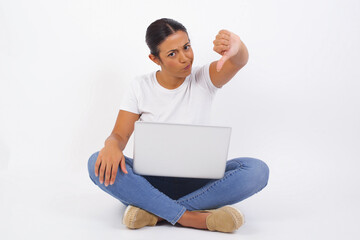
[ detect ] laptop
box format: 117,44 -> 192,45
132,121 -> 232,179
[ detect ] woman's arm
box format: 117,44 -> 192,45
209,29 -> 249,88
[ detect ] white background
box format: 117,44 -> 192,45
1,0 -> 359,239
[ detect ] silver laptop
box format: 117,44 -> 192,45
133,121 -> 231,179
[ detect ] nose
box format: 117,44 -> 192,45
178,50 -> 188,63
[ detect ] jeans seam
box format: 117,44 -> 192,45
170,206 -> 186,225
177,161 -> 243,204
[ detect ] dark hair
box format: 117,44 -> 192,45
145,18 -> 189,59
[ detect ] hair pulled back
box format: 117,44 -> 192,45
145,18 -> 188,59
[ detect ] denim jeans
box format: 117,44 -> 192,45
87,151 -> 269,225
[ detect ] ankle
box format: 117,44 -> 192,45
177,210 -> 192,225
177,211 -> 209,229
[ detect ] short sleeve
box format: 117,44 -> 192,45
194,62 -> 222,95
119,80 -> 140,114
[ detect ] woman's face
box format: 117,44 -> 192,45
152,30 -> 194,78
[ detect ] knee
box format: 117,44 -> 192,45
234,157 -> 270,190
87,151 -> 135,185
87,151 -> 100,181
247,157 -> 270,189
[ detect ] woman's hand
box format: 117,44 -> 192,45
213,29 -> 242,72
94,145 -> 128,187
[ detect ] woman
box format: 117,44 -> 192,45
87,18 -> 269,233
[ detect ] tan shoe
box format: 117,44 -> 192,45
122,205 -> 158,229
192,205 -> 245,233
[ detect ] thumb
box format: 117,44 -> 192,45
121,156 -> 128,174
216,54 -> 230,72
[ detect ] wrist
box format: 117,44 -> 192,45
105,134 -> 126,151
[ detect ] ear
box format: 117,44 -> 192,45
149,54 -> 161,66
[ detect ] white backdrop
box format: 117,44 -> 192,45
1,0 -> 359,239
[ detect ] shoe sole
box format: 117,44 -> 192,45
123,205 -> 137,227
220,206 -> 245,228
123,205 -> 158,229
193,205 -> 245,231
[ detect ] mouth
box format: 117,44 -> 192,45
183,64 -> 191,70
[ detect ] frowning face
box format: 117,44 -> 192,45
150,30 -> 194,79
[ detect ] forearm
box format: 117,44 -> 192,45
105,133 -> 127,151
229,39 -> 249,67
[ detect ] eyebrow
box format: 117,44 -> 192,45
166,41 -> 191,54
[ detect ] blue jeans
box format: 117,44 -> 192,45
87,151 -> 269,225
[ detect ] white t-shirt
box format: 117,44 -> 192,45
119,62 -> 222,125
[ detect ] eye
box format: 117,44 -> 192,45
184,45 -> 191,50
168,52 -> 175,57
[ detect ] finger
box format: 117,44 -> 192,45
216,33 -> 230,41
105,164 -> 111,186
213,45 -> 230,54
213,39 -> 230,46
110,163 -> 119,185
120,156 -> 128,174
99,162 -> 106,184
94,154 -> 102,177
219,29 -> 231,36
217,55 -> 230,72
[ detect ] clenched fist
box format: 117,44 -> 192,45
213,29 -> 242,72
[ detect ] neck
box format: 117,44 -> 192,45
156,70 -> 186,90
